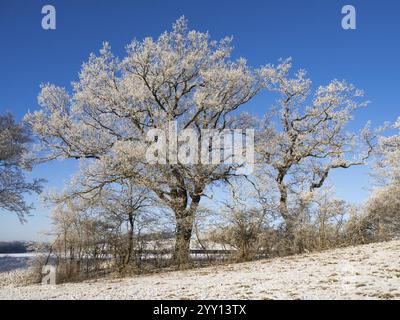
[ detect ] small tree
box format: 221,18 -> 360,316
210,184 -> 269,261
0,112 -> 44,221
363,185 -> 400,241
51,201 -> 114,281
95,180 -> 155,269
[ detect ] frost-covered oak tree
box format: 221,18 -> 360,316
375,117 -> 400,183
25,17 -> 269,266
0,113 -> 44,221
256,59 -> 375,239
363,117 -> 400,238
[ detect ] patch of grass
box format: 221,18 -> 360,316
355,283 -> 367,288
378,292 -> 396,299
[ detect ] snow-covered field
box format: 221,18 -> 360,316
1,240 -> 399,300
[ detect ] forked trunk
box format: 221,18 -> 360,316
171,187 -> 202,268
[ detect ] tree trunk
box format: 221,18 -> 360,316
277,181 -> 294,235
124,217 -> 134,268
277,179 -> 298,253
171,184 -> 202,268
173,214 -> 194,268
277,171 -> 290,219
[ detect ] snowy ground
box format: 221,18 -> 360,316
1,240 -> 399,300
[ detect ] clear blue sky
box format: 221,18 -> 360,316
0,0 -> 399,241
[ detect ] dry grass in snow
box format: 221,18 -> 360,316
1,240 -> 400,300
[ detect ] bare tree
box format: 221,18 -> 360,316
50,200 -> 115,281
96,180 -> 155,269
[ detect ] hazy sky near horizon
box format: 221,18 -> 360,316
0,0 -> 399,241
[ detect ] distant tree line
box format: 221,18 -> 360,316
0,241 -> 27,253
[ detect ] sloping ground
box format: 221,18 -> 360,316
1,240 -> 399,300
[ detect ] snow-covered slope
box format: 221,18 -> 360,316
1,240 -> 399,300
